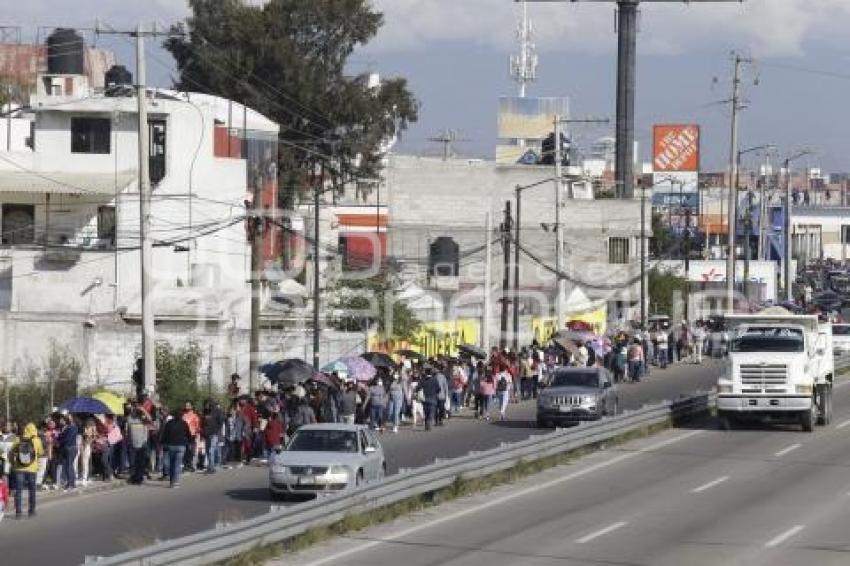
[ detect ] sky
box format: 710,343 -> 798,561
9,0 -> 850,172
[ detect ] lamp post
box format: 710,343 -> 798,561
736,144 -> 776,300
783,149 -> 814,302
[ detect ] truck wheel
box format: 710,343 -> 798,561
718,413 -> 735,431
801,403 -> 816,432
817,386 -> 833,426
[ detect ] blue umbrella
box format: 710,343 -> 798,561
60,397 -> 113,415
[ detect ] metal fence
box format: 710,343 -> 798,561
87,394 -> 711,566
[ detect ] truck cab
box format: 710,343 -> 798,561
717,308 -> 833,432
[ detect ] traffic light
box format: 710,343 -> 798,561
540,131 -> 570,166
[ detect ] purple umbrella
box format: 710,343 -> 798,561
338,356 -> 377,382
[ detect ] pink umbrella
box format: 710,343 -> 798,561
337,356 -> 377,382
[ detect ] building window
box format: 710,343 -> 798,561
608,237 -> 630,264
149,119 -> 167,185
71,117 -> 111,154
2,204 -> 35,245
842,225 -> 850,244
97,206 -> 116,244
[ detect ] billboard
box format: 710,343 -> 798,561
653,124 -> 700,172
497,96 -> 569,165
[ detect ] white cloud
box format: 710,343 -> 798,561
370,0 -> 850,58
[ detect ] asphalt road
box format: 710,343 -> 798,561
283,375 -> 850,566
0,359 -> 721,565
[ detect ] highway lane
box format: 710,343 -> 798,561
0,360 -> 721,565
283,376 -> 850,566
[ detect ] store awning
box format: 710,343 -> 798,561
0,170 -> 136,196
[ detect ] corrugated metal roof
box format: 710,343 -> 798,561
0,169 -> 135,195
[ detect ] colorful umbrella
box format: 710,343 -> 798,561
395,349 -> 426,362
91,390 -> 126,415
338,356 -> 377,382
361,351 -> 396,370
321,360 -> 350,375
60,397 -> 113,415
458,344 -> 487,360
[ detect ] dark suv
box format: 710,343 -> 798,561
536,367 -> 619,428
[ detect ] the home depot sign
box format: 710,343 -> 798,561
653,124 -> 700,172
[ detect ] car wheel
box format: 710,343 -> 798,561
536,416 -> 548,428
610,397 -> 619,416
355,469 -> 364,487
270,489 -> 286,502
378,462 -> 387,481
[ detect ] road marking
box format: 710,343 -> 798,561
690,475 -> 729,494
774,443 -> 801,457
836,419 -> 850,430
576,521 -> 628,544
297,429 -> 704,566
765,525 -> 805,548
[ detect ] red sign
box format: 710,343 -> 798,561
653,125 -> 700,172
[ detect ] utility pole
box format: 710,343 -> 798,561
483,212 -> 493,350
500,201 -> 512,349
684,207 -> 691,320
553,115 -> 565,327
312,164 -> 322,369
97,23 -> 172,396
726,52 -> 748,314
249,171 -> 264,391
513,187 -> 522,352
640,180 -> 647,329
784,157 -> 793,303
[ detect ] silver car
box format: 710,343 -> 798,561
269,423 -> 386,499
536,367 -> 619,428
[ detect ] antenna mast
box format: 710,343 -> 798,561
510,0 -> 538,98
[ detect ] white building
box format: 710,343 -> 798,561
0,61 -> 293,388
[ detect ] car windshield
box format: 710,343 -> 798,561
287,430 -> 358,453
551,371 -> 599,388
833,325 -> 850,336
731,327 -> 804,353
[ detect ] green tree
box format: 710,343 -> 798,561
155,342 -> 205,410
648,268 -> 687,316
328,268 -> 420,341
164,0 -> 419,207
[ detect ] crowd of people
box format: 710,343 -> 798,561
0,321 -> 715,521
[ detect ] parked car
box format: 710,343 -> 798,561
833,323 -> 850,355
536,367 -> 618,428
269,423 -> 386,500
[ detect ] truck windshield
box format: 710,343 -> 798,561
833,325 -> 850,336
731,327 -> 804,353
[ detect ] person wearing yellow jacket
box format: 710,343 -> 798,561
11,422 -> 44,519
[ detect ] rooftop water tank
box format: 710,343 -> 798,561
47,28 -> 85,75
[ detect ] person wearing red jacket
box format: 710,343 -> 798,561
263,411 -> 284,458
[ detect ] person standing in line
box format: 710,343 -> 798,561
628,339 -> 645,383
181,401 -> 200,472
450,362 -> 467,414
57,415 -> 79,491
160,411 -> 191,489
656,329 -> 669,370
387,376 -> 404,433
434,365 -> 448,424
79,418 -> 96,487
127,407 -> 149,485
11,422 -> 43,519
694,322 -> 706,364
367,378 -> 386,432
496,365 -> 513,421
338,382 -> 358,425
202,400 -> 224,474
417,370 -> 441,431
478,368 -> 496,421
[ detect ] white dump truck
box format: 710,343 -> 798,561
717,307 -> 834,432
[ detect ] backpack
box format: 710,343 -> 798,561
497,375 -> 508,392
15,438 -> 35,467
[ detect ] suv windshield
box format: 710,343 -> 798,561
287,430 -> 358,453
551,371 -> 599,388
731,327 -> 804,353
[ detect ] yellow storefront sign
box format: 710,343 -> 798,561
531,306 -> 608,343
368,319 -> 480,358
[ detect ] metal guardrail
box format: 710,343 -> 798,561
87,394 -> 712,566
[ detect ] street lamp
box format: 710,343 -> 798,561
784,149 -> 814,302
736,144 -> 776,298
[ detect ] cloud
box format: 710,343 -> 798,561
369,0 -> 850,58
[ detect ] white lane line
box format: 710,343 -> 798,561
765,525 -> 805,548
576,521 -> 628,544
298,430 -> 704,566
690,475 -> 730,494
836,419 -> 850,430
774,443 -> 802,457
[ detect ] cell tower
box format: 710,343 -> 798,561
510,0 -> 538,98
